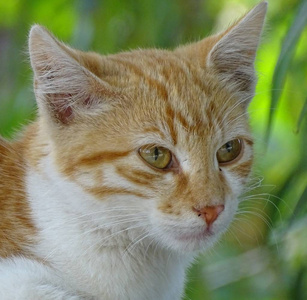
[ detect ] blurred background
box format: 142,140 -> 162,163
0,0 -> 306,299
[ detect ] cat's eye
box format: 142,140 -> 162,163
216,138 -> 242,165
139,146 -> 172,169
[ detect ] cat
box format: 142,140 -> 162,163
0,2 -> 267,300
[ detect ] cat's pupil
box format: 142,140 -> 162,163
154,147 -> 159,161
226,142 -> 233,153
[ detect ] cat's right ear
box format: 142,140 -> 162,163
29,25 -> 116,125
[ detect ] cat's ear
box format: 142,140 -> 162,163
177,2 -> 267,104
207,2 -> 267,99
29,25 -> 116,125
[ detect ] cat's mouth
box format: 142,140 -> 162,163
173,227 -> 214,242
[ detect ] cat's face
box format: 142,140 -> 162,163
29,3 -> 266,253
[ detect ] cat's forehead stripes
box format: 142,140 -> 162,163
106,55 -> 211,142
108,55 -> 169,102
106,51 -> 250,145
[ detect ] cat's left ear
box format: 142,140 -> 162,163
178,2 -> 267,104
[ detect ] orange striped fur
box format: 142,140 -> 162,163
0,136 -> 36,257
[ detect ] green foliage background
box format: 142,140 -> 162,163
0,0 -> 306,299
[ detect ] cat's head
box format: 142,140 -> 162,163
28,2 -> 267,253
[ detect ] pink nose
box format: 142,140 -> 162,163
193,205 -> 225,226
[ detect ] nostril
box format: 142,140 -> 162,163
193,204 -> 225,226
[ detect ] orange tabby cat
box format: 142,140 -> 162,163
0,2 -> 267,299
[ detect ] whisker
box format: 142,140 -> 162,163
236,210 -> 272,231
80,216 -> 148,236
232,216 -> 262,243
227,227 -> 243,246
123,231 -> 155,257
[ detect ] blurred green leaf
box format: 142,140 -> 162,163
295,97 -> 307,133
289,185 -> 307,226
291,265 -> 307,300
266,0 -> 307,143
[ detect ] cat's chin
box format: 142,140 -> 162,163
154,225 -> 224,253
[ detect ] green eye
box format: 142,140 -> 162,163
139,146 -> 172,169
217,139 -> 242,164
